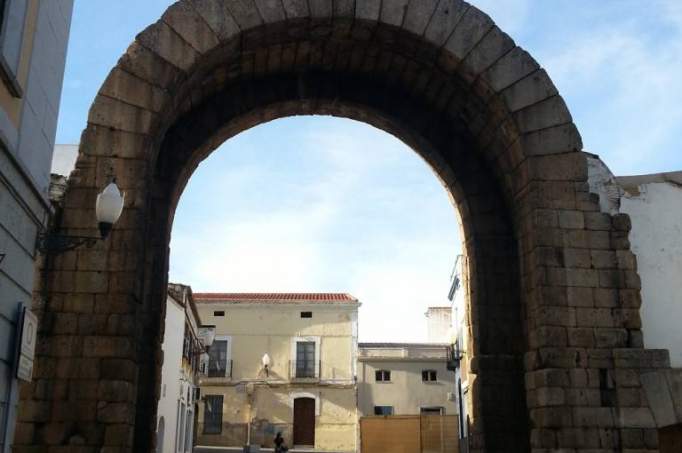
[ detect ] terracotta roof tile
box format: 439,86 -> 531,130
193,293 -> 358,303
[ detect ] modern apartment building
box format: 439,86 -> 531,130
194,293 -> 359,452
0,2 -> 72,450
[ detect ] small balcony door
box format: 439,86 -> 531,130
293,397 -> 315,447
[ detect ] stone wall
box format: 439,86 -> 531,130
13,1 -> 672,452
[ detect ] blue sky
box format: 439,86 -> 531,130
56,1 -> 682,341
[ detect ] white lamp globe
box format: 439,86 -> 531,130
262,353 -> 271,368
95,181 -> 124,239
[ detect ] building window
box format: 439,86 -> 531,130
422,370 -> 437,382
375,370 -> 391,382
208,339 -> 228,377
213,310 -> 224,317
421,406 -> 444,415
203,395 -> 223,434
0,0 -> 28,96
295,341 -> 316,378
374,406 -> 393,416
300,311 -> 312,318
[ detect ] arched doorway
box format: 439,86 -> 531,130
17,1 -> 666,452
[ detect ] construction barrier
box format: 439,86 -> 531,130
360,415 -> 460,453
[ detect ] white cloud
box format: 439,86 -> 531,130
537,2 -> 682,174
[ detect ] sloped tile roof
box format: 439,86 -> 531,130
193,292 -> 358,303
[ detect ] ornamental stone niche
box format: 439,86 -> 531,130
15,1 -> 671,452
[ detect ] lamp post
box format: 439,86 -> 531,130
36,181 -> 125,254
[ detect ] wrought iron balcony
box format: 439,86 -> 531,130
203,359 -> 233,379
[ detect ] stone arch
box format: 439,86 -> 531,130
18,1 -> 668,453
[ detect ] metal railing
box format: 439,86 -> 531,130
204,359 -> 233,378
288,360 -> 321,380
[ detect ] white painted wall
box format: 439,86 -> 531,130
158,296 -> 186,453
425,307 -> 452,343
618,178 -> 682,367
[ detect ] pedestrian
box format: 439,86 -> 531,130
274,432 -> 288,453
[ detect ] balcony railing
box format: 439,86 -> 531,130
204,359 -> 233,379
289,360 -> 321,381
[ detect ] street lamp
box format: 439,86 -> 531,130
37,180 -> 125,255
262,353 -> 271,377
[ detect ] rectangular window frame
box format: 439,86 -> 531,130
375,369 -> 391,382
203,395 -> 224,434
374,406 -> 394,416
0,0 -> 27,97
291,336 -> 320,380
422,369 -> 438,382
207,335 -> 231,378
300,311 -> 312,318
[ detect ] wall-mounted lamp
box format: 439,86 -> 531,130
36,181 -> 124,255
198,325 -> 216,348
262,353 -> 271,377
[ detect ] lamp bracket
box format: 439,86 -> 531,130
36,231 -> 99,255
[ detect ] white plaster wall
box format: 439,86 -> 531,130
426,308 -> 452,343
158,297 -> 186,453
620,182 -> 682,367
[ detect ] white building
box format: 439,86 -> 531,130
357,343 -> 457,417
587,157 -> 682,367
157,284 -> 205,453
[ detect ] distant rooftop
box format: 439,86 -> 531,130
359,342 -> 450,348
193,293 -> 358,304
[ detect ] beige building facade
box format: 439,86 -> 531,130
194,293 -> 359,452
357,343 -> 457,417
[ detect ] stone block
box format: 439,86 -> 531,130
591,250 -> 617,269
593,289 -> 617,308
567,328 -> 594,348
616,408 -> 656,429
576,308 -> 614,328
514,96 -> 574,134
17,401 -> 51,422
566,269 -> 599,288
87,95 -> 155,134
104,424 -> 134,447
613,309 -> 642,329
618,290 -> 642,308
520,123 -> 582,157
424,0 -> 468,47
613,349 -> 670,369
573,407 -> 615,427
584,212 -> 611,231
96,402 -> 135,424
565,388 -> 600,407
100,68 -> 167,114
612,213 -> 632,231
564,249 -> 591,269
640,371 -> 677,427
403,0 -> 438,35
443,6 -> 492,61
594,329 -> 628,348
502,69 -> 558,112
100,359 -> 137,381
529,154 -> 588,182
136,21 -> 199,71
83,336 -> 134,359
558,211 -> 584,230
567,287 -> 593,307
530,407 -> 573,428
98,380 -> 135,403
616,251 -> 637,270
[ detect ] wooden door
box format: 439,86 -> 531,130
293,398 -> 315,446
